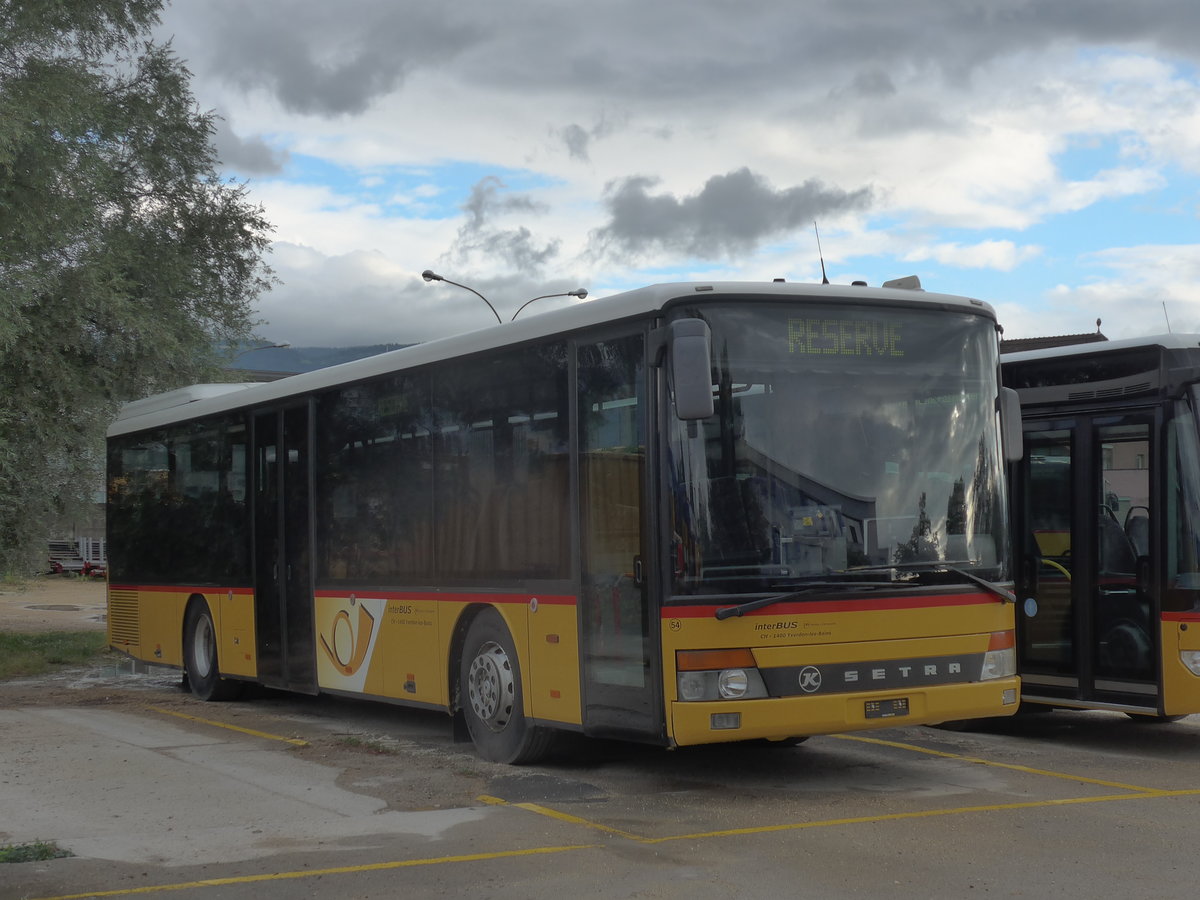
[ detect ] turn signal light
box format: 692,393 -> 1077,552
677,648 -> 756,671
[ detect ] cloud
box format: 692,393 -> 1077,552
160,1 -> 1200,123
260,245 -> 489,344
590,168 -> 875,260
149,1 -> 1200,349
561,124 -> 591,162
556,115 -> 623,163
212,114 -> 288,176
904,240 -> 1043,271
167,1 -> 484,116
261,243 -> 591,343
448,177 -> 560,273
996,244 -> 1200,340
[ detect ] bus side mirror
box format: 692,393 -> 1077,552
1001,387 -> 1023,462
669,319 -> 714,420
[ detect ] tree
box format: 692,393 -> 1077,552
0,0 -> 273,572
894,492 -> 940,564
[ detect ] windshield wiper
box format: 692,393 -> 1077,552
848,561 -> 1016,604
713,563 -> 1015,620
714,581 -> 898,620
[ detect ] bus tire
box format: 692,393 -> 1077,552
1125,712 -> 1186,724
183,600 -> 241,702
757,736 -> 809,747
929,719 -> 980,732
459,608 -> 553,765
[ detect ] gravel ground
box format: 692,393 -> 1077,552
0,576 -> 107,633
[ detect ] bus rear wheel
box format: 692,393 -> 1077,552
183,601 -> 241,702
459,609 -> 553,764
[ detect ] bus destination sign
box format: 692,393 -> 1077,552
787,318 -> 904,358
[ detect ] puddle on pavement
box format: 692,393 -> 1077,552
90,659 -> 177,679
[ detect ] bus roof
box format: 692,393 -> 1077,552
1002,333 -> 1200,365
108,279 -> 996,438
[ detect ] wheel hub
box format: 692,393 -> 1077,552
467,640 -> 514,732
192,614 -> 215,679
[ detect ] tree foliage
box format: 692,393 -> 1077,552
0,0 -> 274,571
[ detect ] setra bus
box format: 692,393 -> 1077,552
1003,334 -> 1200,719
106,279 -> 1021,763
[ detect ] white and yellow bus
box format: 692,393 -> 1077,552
1005,334 -> 1200,719
106,279 -> 1020,763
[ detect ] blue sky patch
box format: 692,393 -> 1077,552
277,154 -> 563,219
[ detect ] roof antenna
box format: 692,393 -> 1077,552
813,221 -> 829,284
1163,302 -> 1173,333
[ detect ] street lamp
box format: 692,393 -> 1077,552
511,288 -> 588,321
422,270 -> 502,325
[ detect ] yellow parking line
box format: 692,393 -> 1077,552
647,788 -> 1200,844
832,732 -> 1157,792
484,787 -> 1200,846
513,803 -> 648,842
35,730 -> 1197,899
146,706 -> 309,747
28,844 -> 598,900
480,795 -> 647,840
31,788 -> 1200,899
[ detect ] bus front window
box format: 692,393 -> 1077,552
1166,390 -> 1200,612
668,303 -> 1007,596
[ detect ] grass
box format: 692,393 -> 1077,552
0,841 -> 72,863
0,631 -> 111,681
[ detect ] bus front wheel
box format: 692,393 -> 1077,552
183,601 -> 241,702
459,609 -> 553,764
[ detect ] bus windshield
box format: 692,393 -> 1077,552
668,301 -> 1007,595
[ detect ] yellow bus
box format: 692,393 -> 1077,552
106,279 -> 1020,763
1004,335 -> 1200,719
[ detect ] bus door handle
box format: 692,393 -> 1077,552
633,556 -> 644,586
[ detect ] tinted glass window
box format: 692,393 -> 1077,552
316,372 -> 435,583
432,343 -> 570,580
314,342 -> 570,585
107,416 -> 250,583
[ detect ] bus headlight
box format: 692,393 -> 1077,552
678,671 -> 710,702
676,650 -> 768,701
1180,650 -> 1200,676
676,668 -> 768,701
980,631 -> 1017,680
718,668 -> 750,699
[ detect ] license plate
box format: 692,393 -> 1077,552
865,697 -> 909,719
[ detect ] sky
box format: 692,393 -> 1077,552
155,0 -> 1200,348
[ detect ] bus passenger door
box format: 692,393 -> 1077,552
1018,414 -> 1158,709
577,331 -> 664,742
253,405 -> 317,693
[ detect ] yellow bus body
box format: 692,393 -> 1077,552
1161,616 -> 1200,717
663,593 -> 1017,744
110,583 -> 1017,742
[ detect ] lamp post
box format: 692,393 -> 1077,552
421,270 -> 502,325
511,288 -> 588,321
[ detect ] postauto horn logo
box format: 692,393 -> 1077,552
319,596 -> 377,677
